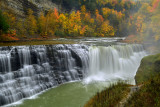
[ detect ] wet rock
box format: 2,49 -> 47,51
0,94 -> 7,106
11,49 -> 21,71
0,76 -> 4,83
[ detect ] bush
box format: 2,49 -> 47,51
0,10 -> 10,33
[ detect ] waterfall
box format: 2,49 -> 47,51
0,44 -> 146,106
0,48 -> 11,73
0,44 -> 88,106
84,44 -> 146,83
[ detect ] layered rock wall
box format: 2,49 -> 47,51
0,0 -> 61,16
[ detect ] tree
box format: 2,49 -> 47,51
151,14 -> 160,41
81,5 -> 86,15
56,13 -> 68,37
67,11 -> 82,36
81,0 -> 97,12
15,19 -> 26,37
45,8 -> 59,36
102,8 -> 124,28
135,15 -> 144,33
0,10 -> 9,33
38,12 -> 47,36
95,9 -> 104,25
25,9 -> 38,35
3,11 -> 16,30
98,21 -> 115,37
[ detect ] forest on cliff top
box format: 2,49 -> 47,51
0,0 -> 160,44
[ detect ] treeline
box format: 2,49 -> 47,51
52,0 -> 140,13
0,0 -> 141,40
121,0 -> 160,43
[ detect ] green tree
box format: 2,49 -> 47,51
0,10 -> 9,33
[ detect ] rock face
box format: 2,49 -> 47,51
0,44 -> 89,106
135,53 -> 160,84
1,0 -> 60,16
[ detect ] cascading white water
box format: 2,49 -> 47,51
0,44 -> 89,106
17,46 -> 31,66
0,43 -> 146,106
84,44 -> 146,84
0,51 -> 11,73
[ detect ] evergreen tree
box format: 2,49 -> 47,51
0,10 -> 9,33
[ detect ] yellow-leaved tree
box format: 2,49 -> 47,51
58,13 -> 68,35
98,21 -> 115,37
25,9 -> 38,36
38,12 -> 47,37
68,11 -> 82,36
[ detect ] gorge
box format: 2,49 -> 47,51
0,39 -> 147,106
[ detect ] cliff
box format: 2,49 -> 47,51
124,53 -> 160,107
135,53 -> 160,84
0,0 -> 61,17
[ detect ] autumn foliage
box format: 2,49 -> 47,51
1,0 -> 160,42
120,0 -> 160,43
1,0 -> 138,40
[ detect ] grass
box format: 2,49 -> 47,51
84,82 -> 130,107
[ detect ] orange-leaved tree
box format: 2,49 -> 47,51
95,9 -> 104,25
45,8 -> 59,36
